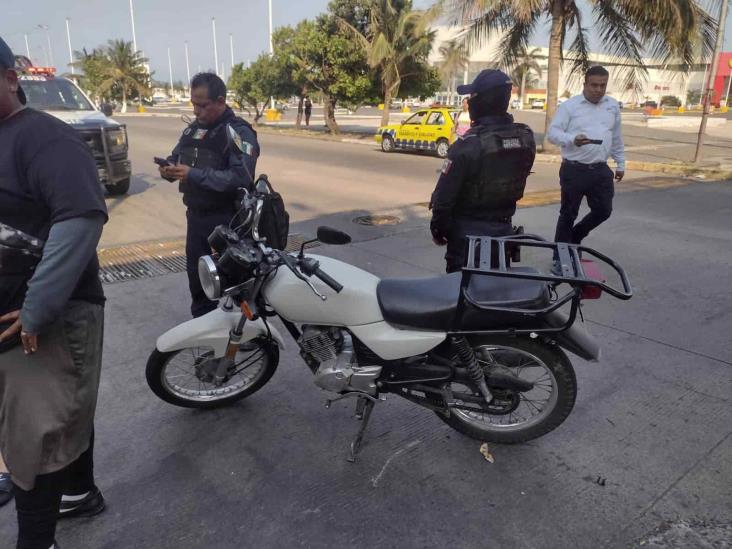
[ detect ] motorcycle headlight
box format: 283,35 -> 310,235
198,255 -> 222,300
107,128 -> 128,155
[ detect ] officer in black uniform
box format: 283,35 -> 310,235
160,72 -> 259,317
430,69 -> 536,273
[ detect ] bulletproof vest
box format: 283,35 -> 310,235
0,221 -> 44,275
457,123 -> 535,217
177,115 -> 242,212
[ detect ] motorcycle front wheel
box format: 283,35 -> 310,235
145,338 -> 279,409
433,336 -> 577,444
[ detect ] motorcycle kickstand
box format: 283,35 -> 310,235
347,396 -> 376,463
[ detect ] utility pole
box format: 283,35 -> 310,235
212,18 -> 219,76
65,18 -> 74,74
269,0 -> 274,108
694,0 -> 729,163
129,0 -> 138,53
229,34 -> 234,68
24,34 -> 31,60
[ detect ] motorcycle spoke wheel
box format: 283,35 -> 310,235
146,339 -> 279,409
432,336 -> 576,444
449,346 -> 558,432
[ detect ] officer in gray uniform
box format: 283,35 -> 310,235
160,72 -> 258,317
430,69 -> 536,273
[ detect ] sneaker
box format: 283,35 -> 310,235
58,486 -> 106,519
0,473 -> 13,507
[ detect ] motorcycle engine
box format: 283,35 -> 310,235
298,326 -> 382,395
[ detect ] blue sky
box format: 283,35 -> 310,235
2,0 -> 730,83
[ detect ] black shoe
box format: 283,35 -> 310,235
58,486 -> 106,519
0,473 -> 13,507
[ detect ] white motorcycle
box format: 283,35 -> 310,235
146,177 -> 632,460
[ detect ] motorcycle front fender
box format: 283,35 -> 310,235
544,310 -> 600,362
156,307 -> 286,358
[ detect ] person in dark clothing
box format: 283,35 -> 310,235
160,72 -> 259,317
0,36 -> 107,549
430,69 -> 536,273
304,96 -> 312,127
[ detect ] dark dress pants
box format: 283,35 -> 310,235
186,210 -> 234,318
554,161 -> 615,245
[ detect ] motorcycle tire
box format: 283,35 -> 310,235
145,338 -> 279,409
432,336 -> 577,444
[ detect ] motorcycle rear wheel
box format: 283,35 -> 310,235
146,338 -> 279,409
433,336 -> 577,444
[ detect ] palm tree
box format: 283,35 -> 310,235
508,46 -> 543,110
438,39 -> 470,105
445,0 -> 717,151
97,40 -> 149,113
339,0 -> 438,126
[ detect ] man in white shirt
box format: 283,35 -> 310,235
547,66 -> 624,262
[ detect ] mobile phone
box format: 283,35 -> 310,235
587,139 -> 603,145
153,156 -> 171,167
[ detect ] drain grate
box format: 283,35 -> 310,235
353,214 -> 401,226
98,234 -> 316,284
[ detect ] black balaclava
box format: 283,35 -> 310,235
468,84 -> 512,120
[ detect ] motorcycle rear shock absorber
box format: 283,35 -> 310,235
451,336 -> 493,404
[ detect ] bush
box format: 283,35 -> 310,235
660,95 -> 681,107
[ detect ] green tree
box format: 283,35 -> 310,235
438,39 -> 469,104
508,46 -> 543,109
447,0 -> 716,151
74,40 -> 149,112
229,54 -> 296,124
339,0 -> 439,126
284,17 -> 375,133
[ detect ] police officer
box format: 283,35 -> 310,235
430,69 -> 536,273
160,73 -> 259,317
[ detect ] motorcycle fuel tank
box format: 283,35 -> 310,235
263,254 -> 384,325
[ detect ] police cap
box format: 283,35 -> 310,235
457,69 -> 512,96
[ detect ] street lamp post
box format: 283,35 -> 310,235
268,0 -> 274,109
37,25 -> 53,67
24,34 -> 31,60
230,34 -> 234,68
212,18 -> 219,76
184,41 -> 191,88
167,47 -> 174,98
693,0 -> 728,163
129,0 -> 138,53
65,18 -> 74,74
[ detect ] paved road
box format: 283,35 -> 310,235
106,116 -> 659,247
2,180 -> 729,548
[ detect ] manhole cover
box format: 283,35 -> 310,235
353,214 -> 401,226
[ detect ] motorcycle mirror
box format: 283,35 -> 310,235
317,226 -> 352,245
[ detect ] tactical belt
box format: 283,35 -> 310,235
562,160 -> 607,169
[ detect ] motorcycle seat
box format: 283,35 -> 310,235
376,268 -> 550,331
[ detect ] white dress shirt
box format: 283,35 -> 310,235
547,94 -> 625,171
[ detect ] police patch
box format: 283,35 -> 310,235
501,138 -> 521,149
441,159 -> 453,174
193,129 -> 208,140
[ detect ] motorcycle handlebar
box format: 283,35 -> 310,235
314,267 -> 343,293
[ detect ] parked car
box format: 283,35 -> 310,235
531,98 -> 546,109
375,107 -> 459,158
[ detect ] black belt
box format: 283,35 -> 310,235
562,160 -> 607,170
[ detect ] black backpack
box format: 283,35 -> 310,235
255,175 -> 290,250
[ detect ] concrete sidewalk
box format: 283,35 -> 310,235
1,182 -> 730,548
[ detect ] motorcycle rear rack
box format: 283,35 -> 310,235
451,234 -> 633,335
